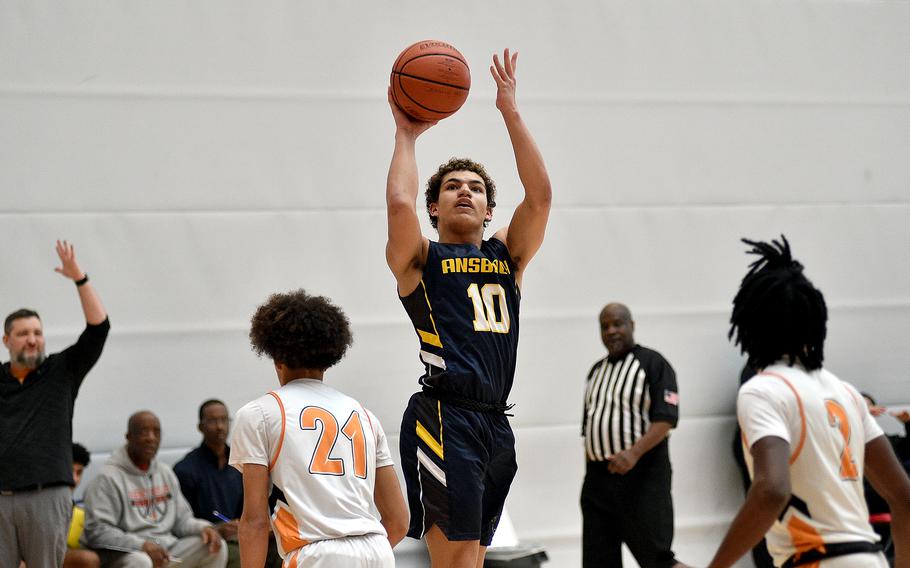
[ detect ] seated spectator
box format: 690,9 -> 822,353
65,443 -> 101,568
174,400 -> 280,568
82,411 -> 227,568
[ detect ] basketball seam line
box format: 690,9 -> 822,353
393,74 -> 462,115
391,71 -> 470,92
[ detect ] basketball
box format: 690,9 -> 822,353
390,40 -> 471,122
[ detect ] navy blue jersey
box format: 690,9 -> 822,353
400,238 -> 520,404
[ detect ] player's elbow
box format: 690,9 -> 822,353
753,476 -> 791,513
526,183 -> 552,210
386,191 -> 416,214
239,512 -> 270,535
384,515 -> 409,548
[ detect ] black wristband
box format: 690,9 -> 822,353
75,274 -> 89,287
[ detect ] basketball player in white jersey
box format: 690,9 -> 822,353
230,290 -> 409,567
708,237 -> 910,568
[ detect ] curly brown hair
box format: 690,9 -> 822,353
425,157 -> 497,229
249,290 -> 353,370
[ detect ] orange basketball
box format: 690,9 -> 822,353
390,40 -> 471,122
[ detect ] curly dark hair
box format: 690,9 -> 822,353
249,290 -> 353,370
425,157 -> 497,229
729,235 -> 827,371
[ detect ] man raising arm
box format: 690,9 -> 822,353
1,240 -> 110,568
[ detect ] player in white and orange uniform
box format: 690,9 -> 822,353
230,290 -> 408,568
708,237 -> 910,568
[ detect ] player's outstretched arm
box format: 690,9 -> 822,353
865,435 -> 910,568
55,240 -> 107,325
386,89 -> 434,295
238,464 -> 272,567
374,465 -> 409,548
707,436 -> 791,568
490,49 -> 552,284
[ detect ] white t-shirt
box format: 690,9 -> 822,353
738,363 -> 884,566
230,379 -> 394,556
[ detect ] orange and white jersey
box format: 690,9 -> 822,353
230,378 -> 393,557
738,363 -> 884,566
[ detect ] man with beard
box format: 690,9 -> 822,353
0,240 -> 110,568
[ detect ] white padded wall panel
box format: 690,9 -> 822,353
3,1 -> 909,563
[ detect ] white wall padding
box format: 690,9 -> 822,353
2,1 -> 908,565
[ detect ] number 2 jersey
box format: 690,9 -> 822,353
738,363 -> 884,566
400,238 -> 520,404
229,379 -> 393,556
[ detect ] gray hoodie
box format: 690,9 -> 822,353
82,444 -> 211,550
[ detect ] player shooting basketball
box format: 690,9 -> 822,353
385,48 -> 552,568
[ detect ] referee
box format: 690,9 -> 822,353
580,302 -> 687,568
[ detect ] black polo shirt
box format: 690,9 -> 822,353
0,318 -> 110,491
174,442 -> 244,523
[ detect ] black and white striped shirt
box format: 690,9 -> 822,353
582,345 -> 679,462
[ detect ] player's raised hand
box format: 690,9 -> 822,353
891,409 -> 910,423
388,87 -> 437,138
54,240 -> 86,281
491,48 -> 519,114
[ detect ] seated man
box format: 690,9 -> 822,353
82,411 -> 227,568
66,442 -> 101,568
174,400 -> 280,568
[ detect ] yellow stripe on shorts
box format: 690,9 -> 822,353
416,420 -> 444,460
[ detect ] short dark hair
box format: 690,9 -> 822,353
198,399 -> 226,422
72,442 -> 91,467
249,290 -> 353,370
425,157 -> 497,229
4,309 -> 40,335
729,236 -> 827,371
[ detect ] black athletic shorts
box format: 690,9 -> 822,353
399,391 -> 518,546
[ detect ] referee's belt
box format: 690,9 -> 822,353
422,387 -> 515,416
0,480 -> 71,496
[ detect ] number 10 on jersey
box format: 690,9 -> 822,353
468,283 -> 510,334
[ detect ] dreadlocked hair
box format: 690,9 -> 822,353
728,235 -> 827,371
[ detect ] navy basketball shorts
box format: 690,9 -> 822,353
399,391 -> 518,546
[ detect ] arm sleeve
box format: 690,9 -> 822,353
81,472 -> 146,551
840,381 -> 885,444
61,318 -> 110,392
645,353 -> 679,427
367,409 -> 394,468
229,402 -> 271,473
737,383 -> 792,450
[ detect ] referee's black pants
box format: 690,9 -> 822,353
580,441 -> 678,568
